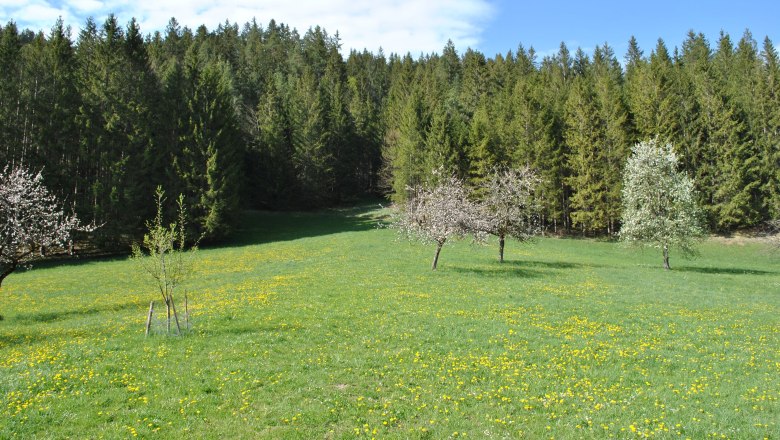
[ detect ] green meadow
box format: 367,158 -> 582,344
1,205 -> 778,439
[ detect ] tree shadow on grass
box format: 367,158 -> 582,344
447,258 -> 602,278
0,322 -> 111,349
11,301 -> 140,325
0,331 -> 48,348
503,258 -> 606,270
509,259 -> 589,270
6,202 -> 386,274
27,253 -> 128,270
448,265 -> 544,278
220,201 -> 384,248
674,266 -> 778,276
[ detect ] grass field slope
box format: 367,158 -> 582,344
1,205 -> 779,439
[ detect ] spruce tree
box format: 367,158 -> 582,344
677,31 -> 712,198
424,102 -> 460,185
346,49 -> 387,193
17,32 -> 47,167
510,73 -> 561,230
459,48 -> 487,118
178,58 -> 242,240
592,43 -> 630,233
758,37 -> 780,218
564,73 -> 609,233
248,73 -> 295,207
322,45 -> 357,201
687,31 -> 763,229
0,22 -> 22,161
626,39 -> 680,145
385,87 -> 427,202
468,104 -> 503,183
38,19 -> 81,199
289,67 -> 333,205
75,16 -> 131,239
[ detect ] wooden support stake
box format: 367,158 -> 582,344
145,301 -> 154,337
171,293 -> 182,335
184,291 -> 189,330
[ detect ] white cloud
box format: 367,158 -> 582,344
5,1 -> 68,27
3,0 -> 494,55
69,0 -> 105,13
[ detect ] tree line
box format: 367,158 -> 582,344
384,35 -> 780,235
1,16 -> 778,249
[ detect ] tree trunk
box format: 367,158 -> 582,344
170,293 -> 182,335
499,234 -> 505,263
663,245 -> 670,270
432,242 -> 444,270
0,262 -> 18,288
184,291 -> 189,330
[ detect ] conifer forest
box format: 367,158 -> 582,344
1,16 -> 779,247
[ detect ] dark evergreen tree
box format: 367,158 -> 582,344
17,31 -> 48,167
564,72 -> 609,233
424,101 -> 460,183
758,37 -> 780,218
75,15 -> 136,240
236,19 -> 265,108
322,44 -> 357,201
0,22 -> 23,162
289,66 -> 333,205
468,103 -> 503,183
626,39 -> 681,145
384,86 -> 427,202
592,43 -> 630,233
44,19 -> 80,176
346,49 -> 388,193
178,58 -> 242,240
247,72 -> 296,208
677,31 -> 711,187
509,65 -> 562,230
459,48 -> 487,118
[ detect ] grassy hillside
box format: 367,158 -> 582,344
1,205 -> 778,438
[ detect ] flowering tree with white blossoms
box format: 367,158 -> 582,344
474,167 -> 542,263
393,176 -> 478,270
619,139 -> 706,270
0,166 -> 90,288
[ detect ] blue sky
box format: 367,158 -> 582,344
2,0 -> 778,60
477,0 -> 780,60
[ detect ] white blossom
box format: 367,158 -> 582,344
0,166 -> 92,287
391,176 -> 477,270
619,139 -> 706,269
474,167 -> 542,262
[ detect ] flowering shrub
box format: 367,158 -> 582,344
0,166 -> 90,288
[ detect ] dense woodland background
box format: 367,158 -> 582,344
1,16 -> 778,248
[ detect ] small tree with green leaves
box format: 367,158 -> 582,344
619,139 -> 707,270
132,187 -> 196,334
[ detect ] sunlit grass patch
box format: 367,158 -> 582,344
1,205 -> 778,438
